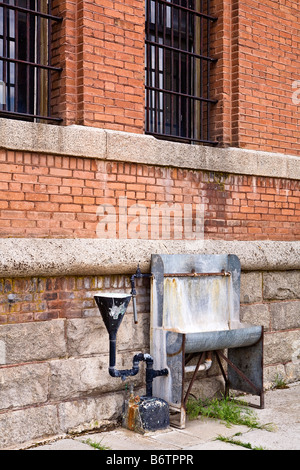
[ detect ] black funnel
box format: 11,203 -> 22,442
94,293 -> 132,338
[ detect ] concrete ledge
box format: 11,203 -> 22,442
0,238 -> 299,277
0,118 -> 299,179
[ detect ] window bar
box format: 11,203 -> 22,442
36,1 -> 40,118
146,38 -> 215,63
47,0 -> 52,119
145,0 -> 149,132
162,0 -> 166,136
0,55 -> 61,71
178,3 -> 182,138
185,5 -> 189,139
154,0 -> 217,21
14,4 -> 18,113
170,1 -> 174,136
154,0 -> 159,134
26,0 -> 30,116
0,2 -> 62,22
2,2 -> 7,112
200,0 -> 203,142
206,0 -> 211,142
146,84 -> 216,104
6,4 -> 10,112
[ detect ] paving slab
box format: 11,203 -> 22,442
29,438 -> 94,451
75,429 -> 180,451
27,382 -> 300,451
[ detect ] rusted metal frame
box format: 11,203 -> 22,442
163,271 -> 231,277
181,334 -> 186,407
214,350 -> 229,396
215,350 -> 264,409
183,351 -> 206,407
217,350 -> 261,395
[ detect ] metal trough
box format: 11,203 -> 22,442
150,254 -> 264,429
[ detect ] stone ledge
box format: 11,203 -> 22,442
0,238 -> 299,277
0,118 -> 299,179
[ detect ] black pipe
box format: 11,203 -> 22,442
108,334 -> 168,392
130,265 -> 152,324
108,333 -> 142,381
143,354 -> 168,397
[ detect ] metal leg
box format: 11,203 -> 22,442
183,352 -> 206,407
215,350 -> 265,409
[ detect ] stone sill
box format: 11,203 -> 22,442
0,238 -> 299,278
0,118 -> 299,180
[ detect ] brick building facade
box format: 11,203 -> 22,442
0,0 -> 299,448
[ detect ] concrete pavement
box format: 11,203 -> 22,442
27,382 -> 299,451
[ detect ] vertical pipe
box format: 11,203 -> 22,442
109,332 -> 117,371
132,295 -> 138,324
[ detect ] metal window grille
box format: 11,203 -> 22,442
145,0 -> 217,145
0,0 -> 62,122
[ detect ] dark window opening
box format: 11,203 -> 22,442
145,0 -> 218,145
0,0 -> 62,122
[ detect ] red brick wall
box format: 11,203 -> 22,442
211,0 -> 300,154
234,0 -> 300,154
0,274 -> 149,325
52,0 -> 145,132
51,0 -> 300,154
0,150 -> 299,240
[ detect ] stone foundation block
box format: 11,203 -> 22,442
0,363 -> 49,410
0,320 -> 66,364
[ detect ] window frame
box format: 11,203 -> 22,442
0,0 -> 62,123
145,0 -> 218,145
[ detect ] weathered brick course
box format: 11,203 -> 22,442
0,151 -> 299,240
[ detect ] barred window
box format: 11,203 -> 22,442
145,0 -> 217,144
0,0 -> 62,122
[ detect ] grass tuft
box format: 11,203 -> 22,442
186,395 -> 273,430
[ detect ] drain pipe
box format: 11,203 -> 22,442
144,354 -> 169,398
109,333 -> 168,389
185,352 -> 213,374
130,264 -> 152,324
108,331 -> 145,381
